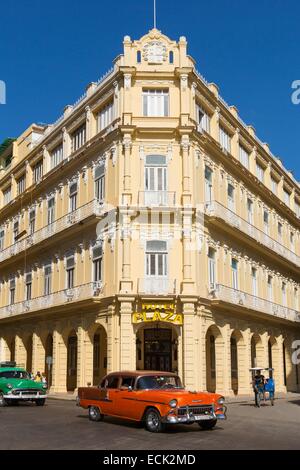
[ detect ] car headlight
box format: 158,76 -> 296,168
169,399 -> 178,408
217,397 -> 225,405
7,383 -> 13,389
42,384 -> 47,389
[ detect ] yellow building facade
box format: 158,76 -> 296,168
0,29 -> 300,395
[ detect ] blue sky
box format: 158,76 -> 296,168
0,0 -> 299,177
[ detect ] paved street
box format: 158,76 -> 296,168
1,395 -> 300,450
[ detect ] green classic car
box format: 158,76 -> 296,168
0,362 -> 47,406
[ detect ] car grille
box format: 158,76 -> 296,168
12,389 -> 42,395
178,405 -> 213,416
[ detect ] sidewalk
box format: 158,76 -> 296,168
47,391 -> 300,403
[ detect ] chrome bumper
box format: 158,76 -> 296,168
4,392 -> 46,400
163,406 -> 227,424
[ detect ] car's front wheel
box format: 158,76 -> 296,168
198,419 -> 217,430
88,406 -> 103,422
0,393 -> 7,407
144,408 -> 165,433
35,399 -> 46,406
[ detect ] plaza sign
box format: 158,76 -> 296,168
132,303 -> 183,325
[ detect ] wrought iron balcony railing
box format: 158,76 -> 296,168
213,284 -> 300,323
138,277 -> 176,295
138,191 -> 176,207
0,282 -> 103,319
205,201 -> 300,268
0,199 -> 105,264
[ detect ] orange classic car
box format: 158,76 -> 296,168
77,371 -> 227,432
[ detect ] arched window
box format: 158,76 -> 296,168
169,51 -> 174,63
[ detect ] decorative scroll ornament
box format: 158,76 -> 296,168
143,41 -> 167,64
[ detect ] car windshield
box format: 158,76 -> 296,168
136,375 -> 183,390
0,370 -> 31,379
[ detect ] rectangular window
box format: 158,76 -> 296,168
13,219 -> 19,242
251,267 -> 257,296
97,101 -> 114,131
51,144 -> 63,169
144,155 -> 167,204
227,183 -> 235,212
239,146 -> 249,169
93,245 -> 103,282
271,177 -> 278,195
283,189 -> 290,207
290,232 -> 295,249
267,275 -> 273,302
69,181 -> 78,212
278,222 -> 282,240
95,164 -> 105,202
282,282 -> 286,306
219,127 -> 231,152
3,186 -> 12,204
205,166 -> 213,204
196,105 -> 210,133
263,210 -> 269,234
17,175 -> 26,195
256,163 -> 264,182
33,160 -> 43,183
25,272 -> 32,301
71,124 -> 86,152
44,265 -> 52,295
29,209 -> 36,235
247,198 -> 253,224
231,259 -> 238,290
208,248 -> 216,290
143,89 -> 169,117
146,241 -> 168,277
47,198 -> 55,225
0,229 -> 4,251
66,255 -> 75,289
9,279 -> 15,305
294,288 -> 299,311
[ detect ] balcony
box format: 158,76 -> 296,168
138,277 -> 176,295
205,201 -> 300,268
138,191 -> 176,207
0,199 -> 105,264
213,284 -> 300,323
0,282 -> 103,319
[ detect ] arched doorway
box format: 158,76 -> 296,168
251,334 -> 264,368
206,325 -> 223,393
135,324 -> 179,373
66,331 -> 77,392
26,336 -> 33,373
93,327 -> 107,385
44,334 -> 53,387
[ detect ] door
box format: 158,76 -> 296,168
113,376 -> 142,420
67,335 -> 77,391
144,329 -> 172,372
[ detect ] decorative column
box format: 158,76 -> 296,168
15,335 -> 26,369
85,106 -> 92,142
219,324 -> 233,396
106,304 -> 120,372
210,106 -> 220,142
120,209 -> 132,293
76,325 -> 87,388
51,328 -> 67,393
62,127 -> 71,159
249,146 -> 257,174
231,128 -> 240,161
122,135 -> 132,204
240,328 -> 252,394
119,300 -> 136,370
181,135 -> 191,205
182,301 -> 199,390
32,332 -> 45,375
275,335 -> 286,393
43,146 -> 50,173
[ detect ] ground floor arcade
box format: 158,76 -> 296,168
0,299 -> 299,395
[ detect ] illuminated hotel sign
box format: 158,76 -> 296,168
132,303 -> 183,325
